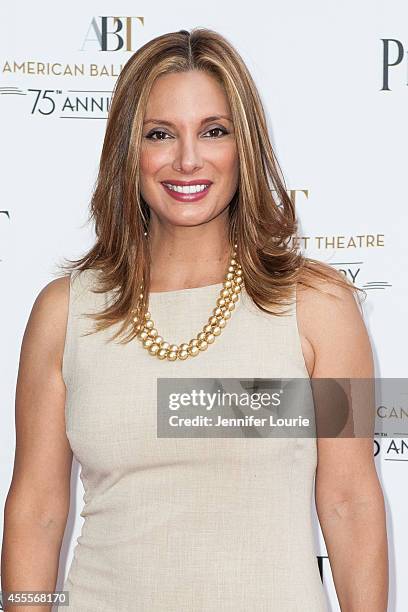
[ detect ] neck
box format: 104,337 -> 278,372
147,219 -> 234,292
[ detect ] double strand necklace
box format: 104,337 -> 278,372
132,241 -> 243,361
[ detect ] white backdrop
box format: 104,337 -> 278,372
1,2 -> 407,610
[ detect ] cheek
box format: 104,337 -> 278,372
213,143 -> 239,174
139,147 -> 168,177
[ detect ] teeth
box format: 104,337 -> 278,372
163,183 -> 210,194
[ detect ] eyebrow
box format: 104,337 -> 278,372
143,114 -> 232,127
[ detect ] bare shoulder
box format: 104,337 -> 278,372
24,275 -> 71,363
296,266 -> 361,327
296,266 -> 372,378
35,274 -> 71,305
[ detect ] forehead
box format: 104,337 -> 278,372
144,71 -> 231,121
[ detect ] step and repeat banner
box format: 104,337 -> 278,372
1,2 -> 406,610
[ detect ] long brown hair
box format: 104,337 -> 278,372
58,27 -> 366,343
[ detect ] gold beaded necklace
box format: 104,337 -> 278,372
132,238 -> 243,361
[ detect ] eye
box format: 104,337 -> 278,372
145,130 -> 171,141
203,127 -> 228,138
144,126 -> 229,141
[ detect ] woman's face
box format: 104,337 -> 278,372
139,70 -> 239,229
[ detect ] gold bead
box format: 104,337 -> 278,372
135,251 -> 243,361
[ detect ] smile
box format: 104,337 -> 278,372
163,183 -> 209,193
160,181 -> 212,202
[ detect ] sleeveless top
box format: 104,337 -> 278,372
60,268 -> 328,611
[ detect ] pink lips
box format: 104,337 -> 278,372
160,180 -> 212,203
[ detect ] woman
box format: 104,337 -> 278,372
2,28 -> 388,611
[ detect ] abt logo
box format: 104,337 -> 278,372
81,16 -> 144,52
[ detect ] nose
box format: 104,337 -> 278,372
172,133 -> 204,173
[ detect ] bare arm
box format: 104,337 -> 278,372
297,273 -> 388,612
1,276 -> 73,611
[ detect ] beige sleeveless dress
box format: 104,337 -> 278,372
61,268 -> 328,611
